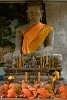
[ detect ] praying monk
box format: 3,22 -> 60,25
13,2 -> 62,66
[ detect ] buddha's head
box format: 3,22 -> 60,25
26,3 -> 43,22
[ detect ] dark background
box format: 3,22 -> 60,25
0,2 -> 46,47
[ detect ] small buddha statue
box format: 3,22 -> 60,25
30,55 -> 37,67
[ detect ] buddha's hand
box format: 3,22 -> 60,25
3,53 -> 13,64
13,49 -> 20,59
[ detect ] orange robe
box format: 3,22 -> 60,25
21,85 -> 37,99
7,88 -> 17,98
21,82 -> 28,89
37,87 -> 50,98
22,22 -> 53,54
56,85 -> 67,99
22,88 -> 32,98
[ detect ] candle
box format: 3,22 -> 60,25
19,53 -> 22,67
40,57 -> 42,67
38,65 -> 40,82
46,50 -> 48,65
43,56 -> 44,68
16,60 -> 19,68
48,58 -> 51,68
38,72 -> 40,82
52,59 -> 54,68
22,58 -> 25,67
12,59 -> 16,68
25,72 -> 28,82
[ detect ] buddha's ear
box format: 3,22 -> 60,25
26,10 -> 30,22
41,10 -> 43,17
40,10 -> 43,21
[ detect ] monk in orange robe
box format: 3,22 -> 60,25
58,85 -> 67,98
21,80 -> 28,89
37,86 -> 50,99
7,88 -> 17,98
21,83 -> 37,99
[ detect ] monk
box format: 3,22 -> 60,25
57,85 -> 67,98
21,80 -> 28,89
20,80 -> 37,98
37,86 -> 50,98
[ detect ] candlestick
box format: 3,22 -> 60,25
53,70 -> 59,80
51,75 -> 56,85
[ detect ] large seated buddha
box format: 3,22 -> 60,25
13,2 -> 62,67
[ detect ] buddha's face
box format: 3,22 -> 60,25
27,6 -> 42,22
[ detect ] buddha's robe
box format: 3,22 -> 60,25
22,22 -> 53,54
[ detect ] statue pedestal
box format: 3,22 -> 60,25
4,67 -> 62,82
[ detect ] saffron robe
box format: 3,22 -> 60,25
22,22 -> 53,54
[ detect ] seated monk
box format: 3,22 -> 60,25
13,2 -> 63,66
